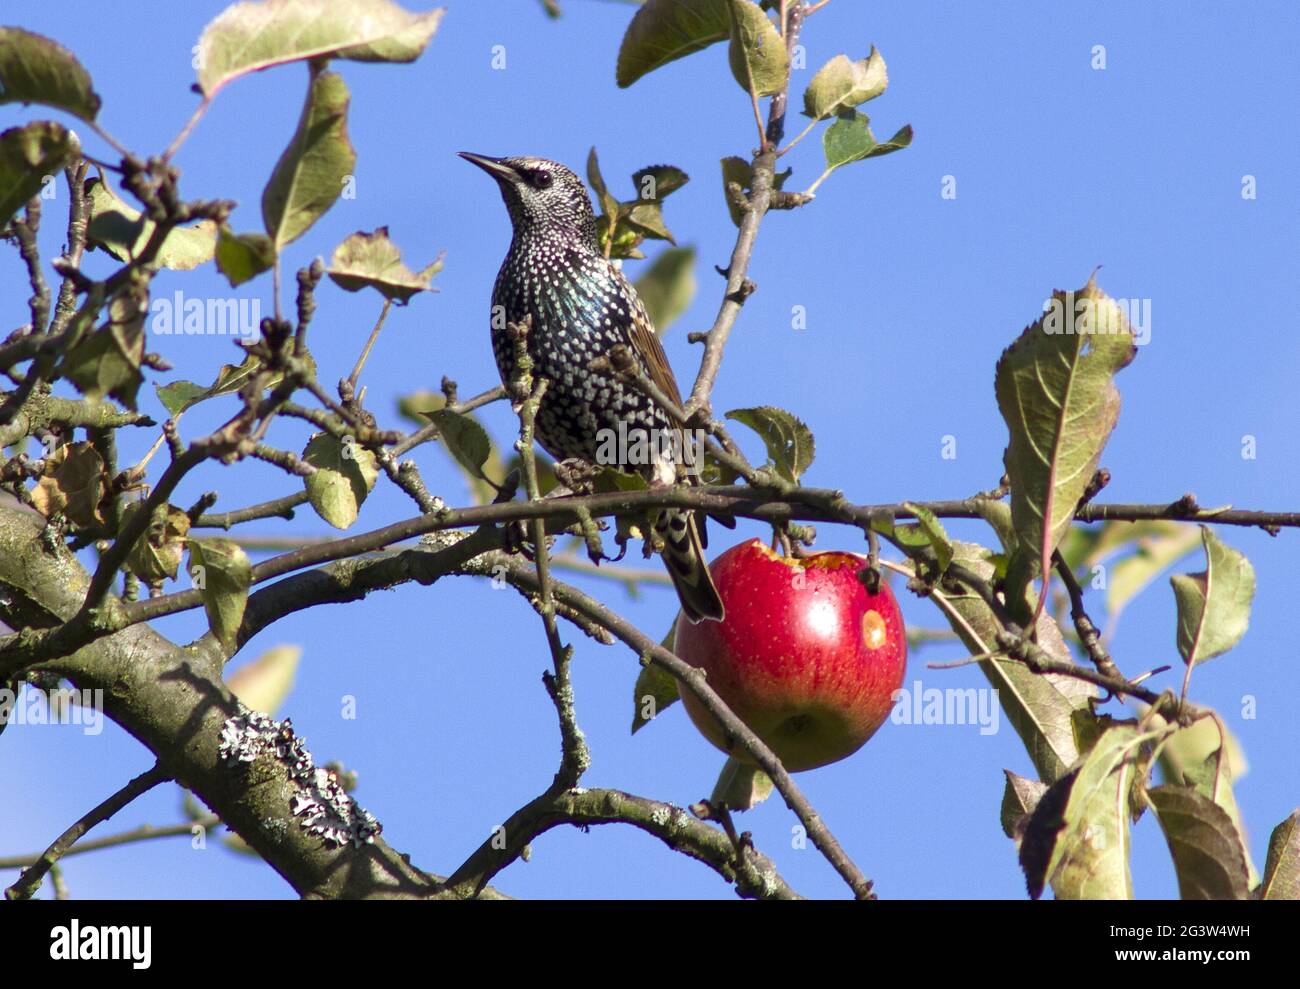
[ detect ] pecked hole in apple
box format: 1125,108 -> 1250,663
861,609 -> 887,650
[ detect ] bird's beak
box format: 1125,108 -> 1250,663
458,151 -> 521,184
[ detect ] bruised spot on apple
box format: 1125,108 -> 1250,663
674,538 -> 907,772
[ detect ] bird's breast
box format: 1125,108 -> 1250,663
487,241 -> 669,464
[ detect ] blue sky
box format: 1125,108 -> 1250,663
2,0 -> 1297,899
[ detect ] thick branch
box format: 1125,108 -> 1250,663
0,502 -> 448,899
6,485 -> 1295,675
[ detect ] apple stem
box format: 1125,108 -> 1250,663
860,528 -> 882,594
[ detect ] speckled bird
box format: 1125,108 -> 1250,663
460,152 -> 724,622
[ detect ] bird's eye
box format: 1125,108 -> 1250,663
532,170 -> 553,189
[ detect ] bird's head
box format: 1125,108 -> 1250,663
459,153 -> 596,244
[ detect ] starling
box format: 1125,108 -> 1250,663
460,152 -> 724,622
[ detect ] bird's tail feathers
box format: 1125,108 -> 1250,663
656,509 -> 725,623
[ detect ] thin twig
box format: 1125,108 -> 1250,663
348,299 -> 393,390
5,763 -> 172,900
0,816 -> 220,870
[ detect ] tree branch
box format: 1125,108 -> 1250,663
440,786 -> 800,900
5,762 -> 172,900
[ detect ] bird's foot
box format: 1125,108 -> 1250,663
553,457 -> 603,494
502,518 -> 552,563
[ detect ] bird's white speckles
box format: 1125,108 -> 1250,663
484,161 -> 680,469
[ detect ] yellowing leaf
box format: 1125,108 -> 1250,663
634,246 -> 696,334
30,442 -> 106,528
711,756 -> 773,811
123,501 -> 191,586
1020,725 -> 1144,899
994,276 -> 1136,615
85,173 -> 217,270
226,644 -> 302,716
803,49 -> 887,119
1170,527 -> 1256,667
725,0 -> 787,97
327,227 -> 443,303
196,0 -> 444,97
302,432 -> 378,530
188,538 -> 253,651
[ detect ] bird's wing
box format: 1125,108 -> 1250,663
609,261 -> 715,494
616,266 -> 685,409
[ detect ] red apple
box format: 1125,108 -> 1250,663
674,538 -> 907,772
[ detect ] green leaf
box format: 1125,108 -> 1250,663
994,276 -> 1136,615
188,538 -> 252,651
1152,711 -> 1257,886
0,27 -> 101,121
616,0 -> 733,88
937,541 -> 1095,784
502,452 -> 557,499
622,201 -> 675,244
1020,724 -> 1142,899
1157,712 -> 1248,787
822,111 -> 912,172
604,223 -> 647,261
630,164 -> 690,201
154,353 -> 288,418
586,146 -> 620,223
803,49 -> 887,120
399,393 -> 507,503
1170,527 -> 1256,667
302,431 -> 378,530
711,756 -> 774,811
902,502 -> 953,575
725,0 -> 788,97
215,227 -> 275,287
871,514 -> 932,561
1147,785 -> 1251,900
725,405 -> 814,483
196,0 -> 444,97
422,409 -> 493,489
59,295 -> 146,408
85,173 -> 217,270
590,155 -> 691,259
1001,769 -> 1048,842
226,644 -> 301,717
326,226 -> 443,303
0,121 -> 78,228
1259,812 -> 1300,900
261,66 -> 356,251
634,247 -> 696,334
631,624 -> 680,733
